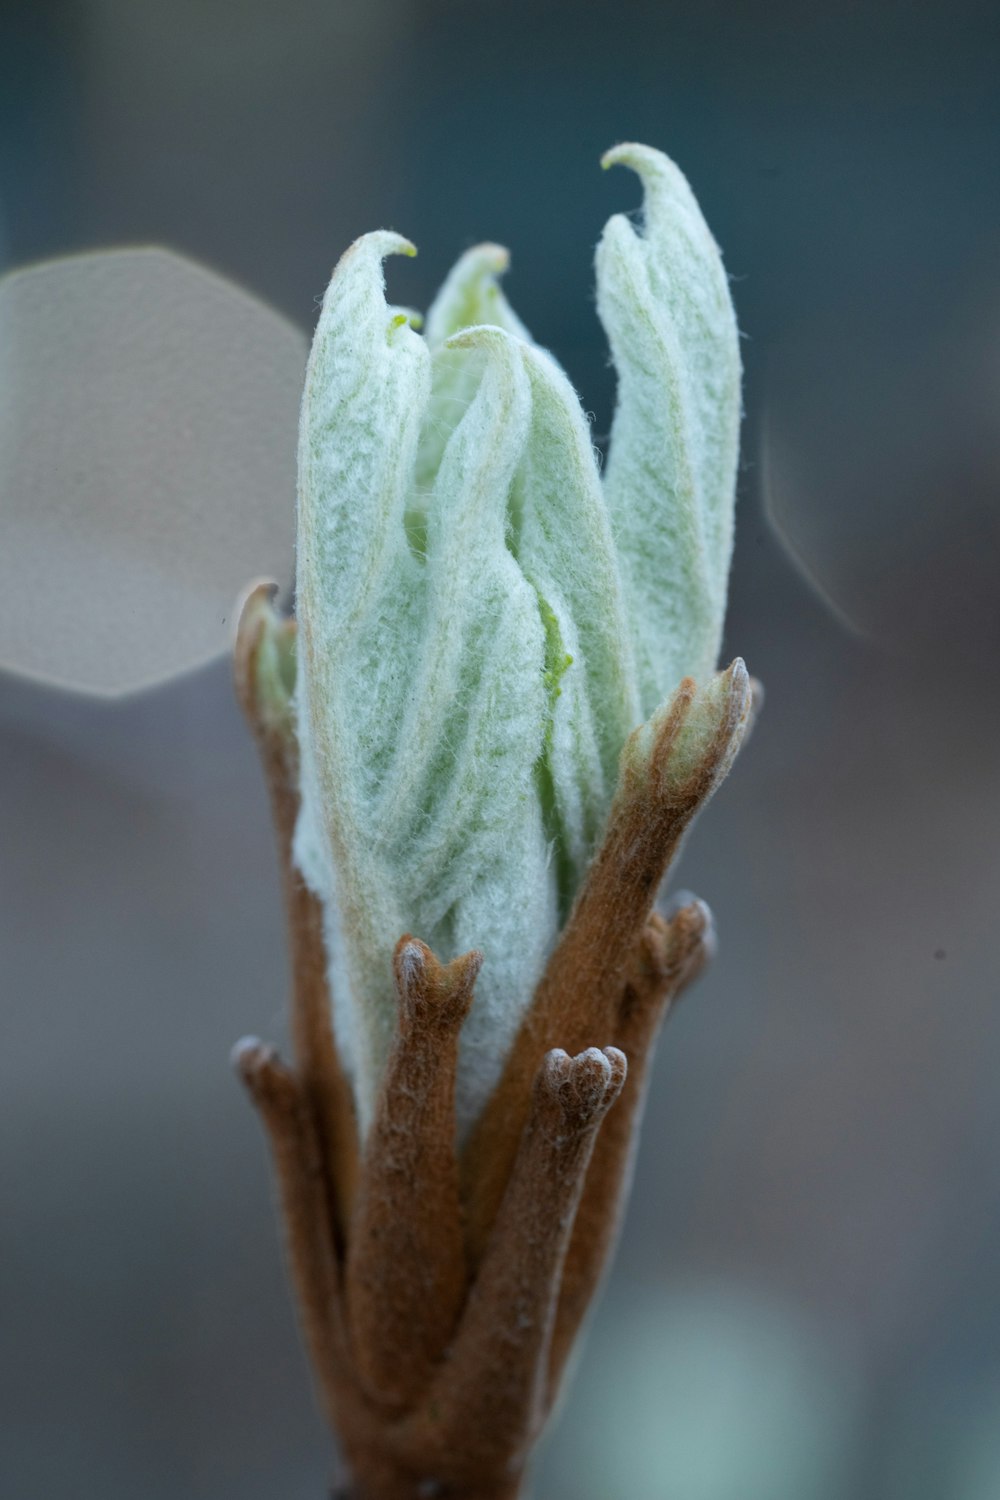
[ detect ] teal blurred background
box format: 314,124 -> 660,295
2,2 -> 999,1496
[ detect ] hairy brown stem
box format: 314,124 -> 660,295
232,1039 -> 347,1430
234,581 -> 359,1237
404,1046 -> 626,1482
233,592 -> 752,1499
547,902 -> 712,1391
346,939 -> 480,1408
462,661 -> 750,1265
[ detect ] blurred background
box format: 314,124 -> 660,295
2,2 -> 999,1496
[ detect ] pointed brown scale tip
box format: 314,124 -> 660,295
231,1033 -> 270,1076
663,897 -> 715,988
444,947 -> 486,1019
393,934 -> 482,1033
601,1046 -> 628,1099
713,657 -> 752,759
619,901 -> 713,1039
645,658 -> 752,815
234,577 -> 279,640
233,580 -> 277,723
231,1035 -> 299,1111
722,654 -> 751,706
233,577 -> 297,742
538,1046 -> 627,1134
622,904 -> 705,1048
392,934 -> 441,1027
393,932 -> 435,992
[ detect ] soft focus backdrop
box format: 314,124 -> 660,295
2,3 -> 999,1497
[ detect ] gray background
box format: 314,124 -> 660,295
2,2 -> 999,1496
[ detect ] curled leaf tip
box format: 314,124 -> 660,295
601,140 -> 658,172
343,228 -> 418,265
443,322 -> 514,353
465,241 -> 512,274
424,241 -> 528,349
437,243 -> 512,300
601,140 -> 680,180
600,142 -> 629,170
600,142 -> 698,234
595,139 -> 740,710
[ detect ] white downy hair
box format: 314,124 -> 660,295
294,144 -> 742,1139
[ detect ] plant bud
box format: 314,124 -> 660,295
294,145 -> 742,1136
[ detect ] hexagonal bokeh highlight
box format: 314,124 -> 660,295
0,247 -> 307,696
